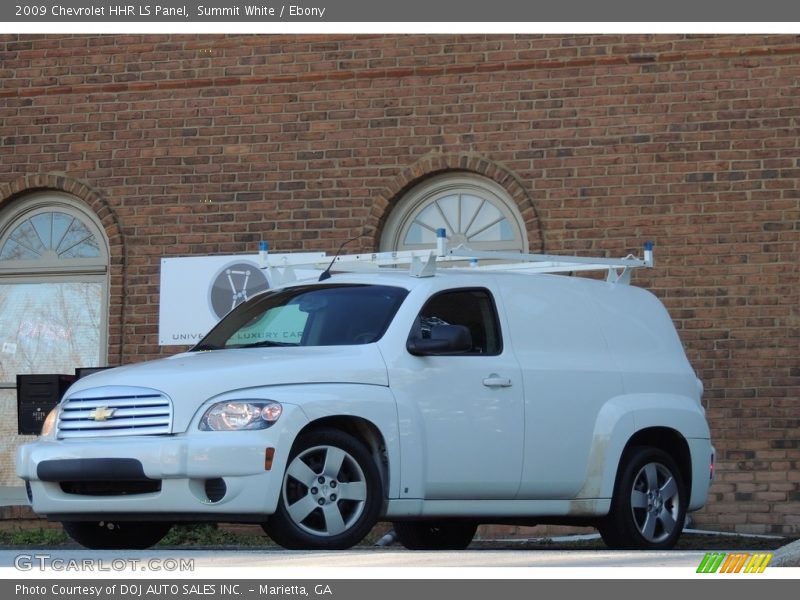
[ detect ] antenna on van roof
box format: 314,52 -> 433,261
319,235 -> 367,281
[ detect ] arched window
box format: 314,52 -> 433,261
0,192 -> 109,389
380,173 -> 528,252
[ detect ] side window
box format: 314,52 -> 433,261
411,288 -> 502,355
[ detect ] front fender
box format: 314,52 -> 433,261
228,383 -> 401,500
575,394 -> 710,501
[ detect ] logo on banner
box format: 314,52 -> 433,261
209,262 -> 269,319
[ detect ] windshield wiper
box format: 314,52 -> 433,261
237,340 -> 296,348
193,343 -> 220,351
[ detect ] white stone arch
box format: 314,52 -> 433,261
379,173 -> 529,252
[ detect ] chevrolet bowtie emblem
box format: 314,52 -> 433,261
88,407 -> 116,422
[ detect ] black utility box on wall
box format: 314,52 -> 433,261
75,367 -> 111,379
16,374 -> 75,435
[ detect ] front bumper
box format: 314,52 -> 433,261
16,425 -> 299,518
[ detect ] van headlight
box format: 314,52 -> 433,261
40,407 -> 59,439
199,401 -> 283,431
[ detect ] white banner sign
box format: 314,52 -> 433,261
158,253 -> 323,346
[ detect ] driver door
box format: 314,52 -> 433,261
387,287 -> 524,500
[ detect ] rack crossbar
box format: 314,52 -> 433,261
261,236 -> 654,285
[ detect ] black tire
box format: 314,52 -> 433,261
263,429 -> 382,550
61,520 -> 171,550
393,521 -> 478,550
599,446 -> 687,550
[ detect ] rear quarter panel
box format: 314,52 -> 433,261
574,393 -> 711,501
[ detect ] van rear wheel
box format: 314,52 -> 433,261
61,520 -> 171,549
600,446 -> 686,550
393,521 -> 477,550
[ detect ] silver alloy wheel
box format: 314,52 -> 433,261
282,444 -> 368,537
630,461 -> 681,544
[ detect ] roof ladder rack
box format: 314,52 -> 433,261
260,230 -> 654,285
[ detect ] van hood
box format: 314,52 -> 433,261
64,345 -> 388,432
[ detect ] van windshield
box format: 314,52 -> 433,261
192,284 -> 408,350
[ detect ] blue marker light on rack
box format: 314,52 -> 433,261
259,240 -> 269,268
436,228 -> 447,257
644,241 -> 654,266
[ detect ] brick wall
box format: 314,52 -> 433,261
0,34 -> 798,534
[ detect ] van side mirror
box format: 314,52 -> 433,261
407,324 -> 473,356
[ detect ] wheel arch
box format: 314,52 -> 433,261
295,415 -> 390,502
616,427 -> 693,502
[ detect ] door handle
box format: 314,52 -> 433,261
482,375 -> 512,388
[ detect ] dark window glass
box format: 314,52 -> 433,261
195,284 -> 408,350
411,288 -> 502,355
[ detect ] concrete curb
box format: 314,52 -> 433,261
0,486 -> 28,507
772,538 -> 800,567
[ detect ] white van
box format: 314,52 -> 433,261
17,241 -> 714,551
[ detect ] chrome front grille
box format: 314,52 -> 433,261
57,387 -> 173,439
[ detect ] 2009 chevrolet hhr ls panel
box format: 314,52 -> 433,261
17,240 -> 714,551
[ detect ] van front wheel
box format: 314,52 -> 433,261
263,429 -> 382,550
600,446 -> 687,550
